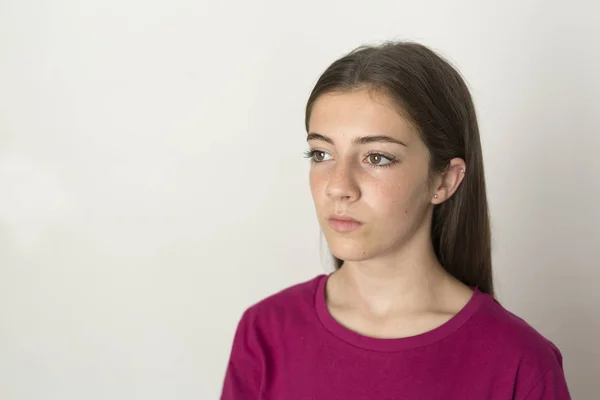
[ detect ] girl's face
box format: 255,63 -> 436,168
307,89 -> 437,263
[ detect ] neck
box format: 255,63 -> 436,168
330,219 -> 454,316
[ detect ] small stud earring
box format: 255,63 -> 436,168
433,194 -> 439,199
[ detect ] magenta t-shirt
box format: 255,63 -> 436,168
221,274 -> 571,399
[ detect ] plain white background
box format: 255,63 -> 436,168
1,0 -> 598,398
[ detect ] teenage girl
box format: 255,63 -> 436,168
220,41 -> 571,399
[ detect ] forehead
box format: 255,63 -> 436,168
308,89 -> 418,142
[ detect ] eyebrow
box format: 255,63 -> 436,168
306,132 -> 408,147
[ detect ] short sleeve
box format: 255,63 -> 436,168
220,309 -> 263,400
521,364 -> 571,399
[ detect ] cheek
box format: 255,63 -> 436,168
309,170 -> 326,200
366,175 -> 422,216
308,169 -> 318,192
370,184 -> 406,214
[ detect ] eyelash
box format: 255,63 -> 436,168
302,149 -> 398,168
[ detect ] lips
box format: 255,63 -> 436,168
329,213 -> 361,223
328,215 -> 363,233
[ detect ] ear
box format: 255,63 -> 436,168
431,158 -> 466,204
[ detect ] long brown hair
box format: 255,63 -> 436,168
304,41 -> 494,296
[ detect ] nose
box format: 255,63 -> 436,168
325,161 -> 360,203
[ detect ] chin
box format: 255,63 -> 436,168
332,253 -> 370,263
327,241 -> 373,262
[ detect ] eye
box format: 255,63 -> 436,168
303,149 -> 332,163
366,152 -> 396,167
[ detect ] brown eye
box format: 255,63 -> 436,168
368,154 -> 382,164
366,153 -> 395,167
368,154 -> 388,165
314,151 -> 326,162
303,149 -> 332,164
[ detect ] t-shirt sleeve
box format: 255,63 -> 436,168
521,366 -> 571,399
220,308 -> 263,400
518,341 -> 571,400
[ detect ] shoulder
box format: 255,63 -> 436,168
478,294 -> 563,365
239,274 -> 325,329
470,293 -> 568,398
